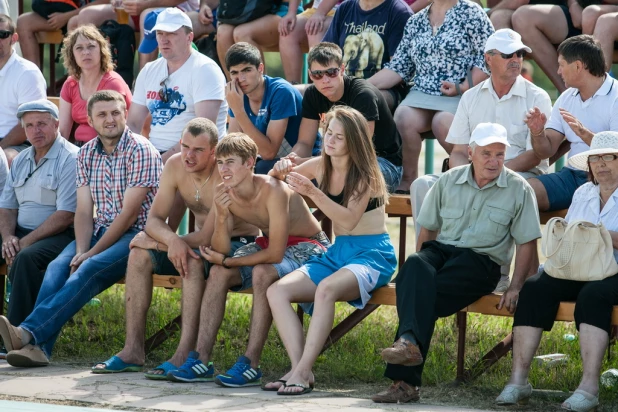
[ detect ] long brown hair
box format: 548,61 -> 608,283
320,106 -> 388,207
62,25 -> 114,81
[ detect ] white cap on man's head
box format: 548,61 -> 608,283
484,29 -> 532,54
470,123 -> 511,147
151,7 -> 193,33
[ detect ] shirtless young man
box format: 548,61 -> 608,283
167,132 -> 330,387
92,119 -> 257,377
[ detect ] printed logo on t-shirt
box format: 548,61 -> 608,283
341,29 -> 385,79
147,86 -> 187,126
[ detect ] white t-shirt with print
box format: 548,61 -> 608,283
133,50 -> 228,151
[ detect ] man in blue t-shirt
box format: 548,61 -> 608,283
225,42 -> 319,174
323,0 -> 412,110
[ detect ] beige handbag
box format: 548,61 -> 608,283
542,217 -> 618,281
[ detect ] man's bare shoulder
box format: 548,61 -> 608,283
254,174 -> 290,196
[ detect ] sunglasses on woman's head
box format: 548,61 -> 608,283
309,67 -> 340,80
494,50 -> 526,59
0,30 -> 13,39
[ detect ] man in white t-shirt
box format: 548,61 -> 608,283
526,35 -> 618,212
128,7 -> 227,164
0,14 -> 46,166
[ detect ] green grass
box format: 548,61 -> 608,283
23,216 -> 614,411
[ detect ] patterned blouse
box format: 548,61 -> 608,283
386,0 -> 494,96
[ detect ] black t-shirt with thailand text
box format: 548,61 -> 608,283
302,76 -> 402,166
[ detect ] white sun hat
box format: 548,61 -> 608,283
569,131 -> 618,170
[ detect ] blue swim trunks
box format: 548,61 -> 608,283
298,233 -> 397,309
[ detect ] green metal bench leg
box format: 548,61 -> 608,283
425,139 -> 435,175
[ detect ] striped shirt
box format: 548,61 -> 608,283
76,127 -> 162,234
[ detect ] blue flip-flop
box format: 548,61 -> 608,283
91,355 -> 143,374
144,361 -> 178,380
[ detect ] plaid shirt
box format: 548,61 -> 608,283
76,128 -> 162,235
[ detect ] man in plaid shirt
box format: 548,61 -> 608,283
0,90 -> 163,367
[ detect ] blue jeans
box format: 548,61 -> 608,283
21,228 -> 139,358
378,157 -> 403,193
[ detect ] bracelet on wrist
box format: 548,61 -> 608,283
530,129 -> 544,137
222,256 -> 231,269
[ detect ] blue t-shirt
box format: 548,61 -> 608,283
229,75 -> 319,157
323,0 -> 412,80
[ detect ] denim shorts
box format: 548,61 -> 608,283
299,233 -> 396,309
232,231 -> 331,291
535,166 -> 588,211
378,156 -> 403,193
148,236 -> 255,278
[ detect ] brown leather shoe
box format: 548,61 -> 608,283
372,381 -> 420,403
381,338 -> 423,366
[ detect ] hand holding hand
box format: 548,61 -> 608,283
273,158 -> 294,180
2,236 -> 20,261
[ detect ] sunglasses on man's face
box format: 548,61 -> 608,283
309,67 -> 340,80
0,30 -> 13,39
494,50 -> 526,59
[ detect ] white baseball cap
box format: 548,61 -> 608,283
484,29 -> 532,54
151,8 -> 193,33
470,123 -> 511,147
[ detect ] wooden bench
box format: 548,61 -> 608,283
1,195 -> 614,383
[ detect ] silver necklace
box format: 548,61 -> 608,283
191,167 -> 214,202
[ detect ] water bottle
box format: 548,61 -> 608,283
88,298 -> 101,307
563,333 -> 577,342
600,369 -> 618,389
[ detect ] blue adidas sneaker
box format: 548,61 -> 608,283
167,351 -> 214,383
215,355 -> 262,387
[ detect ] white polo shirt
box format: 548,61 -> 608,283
546,74 -> 618,164
447,75 -> 552,175
0,51 -> 47,139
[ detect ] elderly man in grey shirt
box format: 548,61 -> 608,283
372,123 -> 542,404
0,99 -> 78,328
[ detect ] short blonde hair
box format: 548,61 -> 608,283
215,133 -> 258,164
62,25 -> 114,80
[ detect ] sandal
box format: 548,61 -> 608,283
91,355 -> 143,374
144,361 -> 178,380
277,383 -> 314,396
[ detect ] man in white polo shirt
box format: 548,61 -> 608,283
0,14 -> 46,166
410,29 -> 552,291
128,8 -> 227,164
526,34 -> 618,212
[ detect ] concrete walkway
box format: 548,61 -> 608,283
0,362 -> 496,412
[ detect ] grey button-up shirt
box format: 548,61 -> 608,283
0,135 -> 79,230
417,164 -> 542,265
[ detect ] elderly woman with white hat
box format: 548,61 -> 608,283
496,131 -> 618,412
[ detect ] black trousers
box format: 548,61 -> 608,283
514,271 -> 618,335
385,241 -> 500,386
3,227 -> 74,325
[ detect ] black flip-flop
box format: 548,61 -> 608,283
277,383 -> 314,396
262,379 -> 287,391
